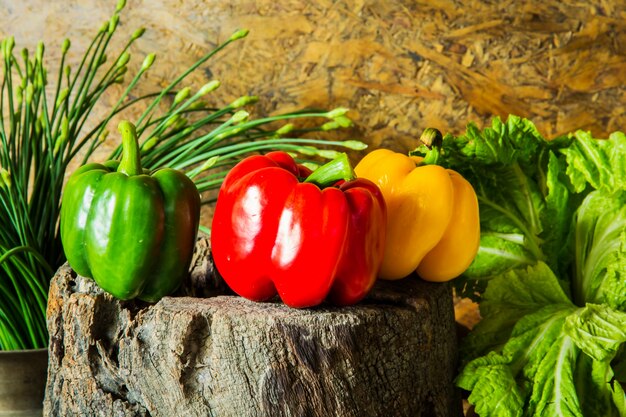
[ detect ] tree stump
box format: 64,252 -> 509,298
44,236 -> 462,417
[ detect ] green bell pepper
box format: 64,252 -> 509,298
60,121 -> 201,302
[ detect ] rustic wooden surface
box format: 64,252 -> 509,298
0,0 -> 623,156
44,236 -> 462,417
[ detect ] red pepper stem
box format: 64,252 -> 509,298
117,120 -> 143,176
304,152 -> 355,188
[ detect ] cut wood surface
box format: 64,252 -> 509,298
44,237 -> 462,417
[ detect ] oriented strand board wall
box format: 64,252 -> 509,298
1,0 -> 623,155
2,0 -> 623,230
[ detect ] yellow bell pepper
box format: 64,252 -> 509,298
354,148 -> 480,282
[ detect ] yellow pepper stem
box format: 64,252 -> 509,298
419,128 -> 443,148
411,127 -> 443,165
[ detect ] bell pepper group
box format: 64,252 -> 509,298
60,119 -> 479,307
354,148 -> 480,282
60,121 -> 200,302
210,151 -> 386,308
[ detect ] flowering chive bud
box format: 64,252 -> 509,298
35,66 -> 43,85
4,36 -> 15,59
187,101 -> 205,111
117,52 -> 130,68
25,63 -> 33,80
21,47 -> 28,62
26,84 -> 34,104
231,110 -> 249,123
116,0 -> 126,12
318,150 -> 341,159
342,140 -> 367,150
54,116 -> 69,154
198,80 -> 220,96
132,28 -> 146,40
229,29 -> 249,41
141,53 -> 156,71
326,107 -> 349,119
200,156 -> 219,171
334,115 -> 353,128
174,87 -> 191,105
215,127 -> 244,141
276,123 -> 295,136
62,39 -> 71,54
214,132 -> 229,141
53,139 -> 64,155
36,42 -> 44,62
188,156 -> 220,179
173,118 -> 188,130
141,136 -> 158,151
109,15 -> 119,34
16,86 -> 23,103
99,130 -> 110,143
230,95 -> 257,108
61,116 -> 69,139
165,114 -> 180,128
64,65 -> 71,78
321,121 -> 339,131
35,70 -> 43,89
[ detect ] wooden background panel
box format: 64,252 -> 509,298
0,0 -> 623,159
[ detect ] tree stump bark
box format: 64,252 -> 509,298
44,236 -> 462,417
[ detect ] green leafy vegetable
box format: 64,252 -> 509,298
573,191 -> 626,310
456,352 -> 525,417
565,304 -> 626,362
414,116 -> 626,416
561,131 -> 626,193
460,262 -> 573,360
572,354 -> 626,417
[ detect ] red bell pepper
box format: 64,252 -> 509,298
211,151 -> 386,308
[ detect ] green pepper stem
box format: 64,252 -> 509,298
117,120 -> 142,175
304,152 -> 355,188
